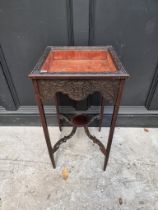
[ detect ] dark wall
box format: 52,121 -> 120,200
93,0 -> 158,107
0,0 -> 158,111
0,0 -> 70,107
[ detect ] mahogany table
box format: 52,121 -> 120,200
29,46 -> 129,171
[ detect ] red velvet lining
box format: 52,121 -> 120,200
41,50 -> 117,73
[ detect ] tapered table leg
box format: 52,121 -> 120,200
33,80 -> 56,168
103,79 -> 125,171
54,93 -> 62,131
99,96 -> 105,132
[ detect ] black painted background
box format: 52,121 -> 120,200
0,0 -> 158,110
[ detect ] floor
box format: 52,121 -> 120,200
0,127 -> 158,210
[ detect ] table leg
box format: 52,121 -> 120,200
33,80 -> 56,168
54,93 -> 62,131
99,96 -> 105,132
103,79 -> 125,171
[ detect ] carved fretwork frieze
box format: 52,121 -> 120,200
38,79 -> 119,104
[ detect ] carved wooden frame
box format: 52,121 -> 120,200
29,46 -> 129,171
38,79 -> 119,103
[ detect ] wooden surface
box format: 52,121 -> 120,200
29,46 -> 129,79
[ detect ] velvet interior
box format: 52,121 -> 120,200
41,50 -> 117,73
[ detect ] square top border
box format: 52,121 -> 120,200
29,46 -> 129,80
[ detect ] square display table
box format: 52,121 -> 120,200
29,46 -> 129,171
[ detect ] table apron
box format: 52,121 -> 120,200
37,79 -> 120,103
